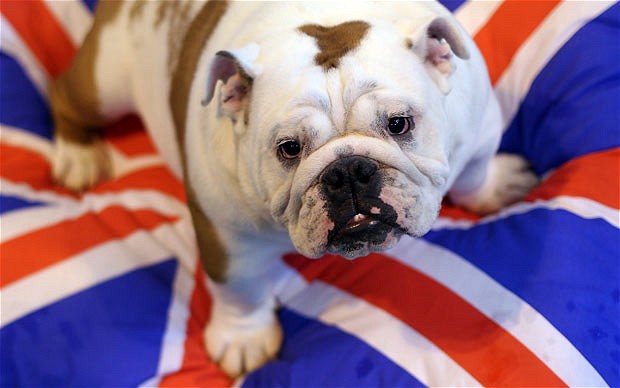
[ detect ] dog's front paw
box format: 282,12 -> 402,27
204,302 -> 282,378
52,136 -> 112,192
460,153 -> 539,214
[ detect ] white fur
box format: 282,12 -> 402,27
205,280 -> 282,377
52,137 -> 111,191
451,154 -> 540,214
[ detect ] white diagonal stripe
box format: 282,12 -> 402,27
493,0 -> 616,129
44,0 -> 93,47
432,195 -> 620,232
1,218 -> 194,327
272,258 -> 481,387
387,238 -> 609,387
454,0 -> 503,36
0,16 -> 49,94
1,125 -> 53,159
1,179 -> 189,243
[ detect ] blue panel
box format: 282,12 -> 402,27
0,195 -> 46,215
438,0 -> 467,13
500,4 -> 620,174
80,0 -> 98,13
425,210 -> 620,386
244,308 -> 425,388
0,52 -> 52,140
0,259 -> 177,387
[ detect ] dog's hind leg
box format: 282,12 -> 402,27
49,1 -> 133,191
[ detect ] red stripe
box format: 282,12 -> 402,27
0,144 -> 60,193
0,144 -> 185,202
105,115 -> 160,157
159,262 -> 232,387
439,148 -> 620,222
284,253 -> 567,387
0,0 -> 76,77
527,148 -> 620,209
474,0 -> 561,85
439,200 -> 482,222
0,206 -> 179,287
92,167 -> 186,203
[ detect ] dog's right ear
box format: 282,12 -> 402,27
408,17 -> 470,94
202,43 -> 262,120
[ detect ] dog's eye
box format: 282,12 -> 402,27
387,116 -> 414,135
278,139 -> 302,159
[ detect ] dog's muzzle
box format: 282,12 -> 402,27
319,156 -> 403,256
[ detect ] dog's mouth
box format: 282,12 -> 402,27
326,207 -> 405,258
341,213 -> 381,234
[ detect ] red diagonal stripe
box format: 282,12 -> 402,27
0,144 -> 59,193
1,0 -> 76,77
105,115 -> 160,157
439,148 -> 620,221
474,0 -> 561,85
159,262 -> 232,387
527,148 -> 620,209
284,253 -> 567,387
0,206 -> 179,287
0,144 -> 185,201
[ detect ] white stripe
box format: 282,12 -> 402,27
0,16 -> 49,94
1,124 -> 166,180
147,226 -> 200,386
1,218 -> 194,327
1,180 -> 189,243
44,0 -> 93,47
107,146 -> 167,178
494,0 -> 616,129
454,0 -> 503,36
387,238 -> 609,387
432,195 -> 620,231
1,178 -> 77,207
1,125 -> 53,159
282,279 -> 482,387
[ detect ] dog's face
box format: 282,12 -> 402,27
205,16 -> 469,258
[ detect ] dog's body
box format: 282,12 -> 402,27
50,0 -> 538,377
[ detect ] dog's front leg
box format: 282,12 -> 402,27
199,226 -> 285,378
448,94 -> 539,215
205,269 -> 282,378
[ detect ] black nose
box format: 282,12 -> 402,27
320,156 -> 378,199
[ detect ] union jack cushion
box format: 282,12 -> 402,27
1,1 -> 618,387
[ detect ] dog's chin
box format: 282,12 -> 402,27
291,218 -> 406,260
327,233 -> 403,259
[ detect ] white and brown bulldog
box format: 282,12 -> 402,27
50,0 -> 538,377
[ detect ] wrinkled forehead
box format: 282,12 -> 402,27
251,21 -> 418,124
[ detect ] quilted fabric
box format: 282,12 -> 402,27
1,1 -> 618,387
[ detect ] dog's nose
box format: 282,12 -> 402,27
320,156 -> 378,198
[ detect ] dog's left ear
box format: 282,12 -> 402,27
202,43 -> 262,121
411,17 -> 470,94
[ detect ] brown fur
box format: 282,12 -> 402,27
49,1 -> 123,144
298,21 -> 370,70
169,0 -> 230,283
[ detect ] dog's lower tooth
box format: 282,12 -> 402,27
353,214 -> 366,222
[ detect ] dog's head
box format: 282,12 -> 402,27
203,13 -> 471,258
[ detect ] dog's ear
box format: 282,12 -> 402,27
411,17 -> 470,94
202,43 -> 262,121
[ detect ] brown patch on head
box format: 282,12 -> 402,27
299,21 -> 370,70
169,0 -> 230,282
49,0 -> 124,144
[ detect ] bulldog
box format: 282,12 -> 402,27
50,0 -> 538,377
